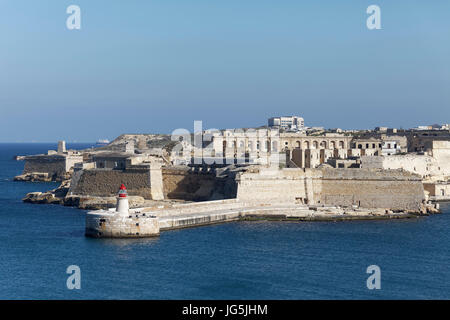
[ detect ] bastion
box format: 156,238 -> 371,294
15,141 -> 83,182
236,167 -> 426,212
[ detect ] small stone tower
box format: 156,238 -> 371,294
57,140 -> 66,154
125,140 -> 135,154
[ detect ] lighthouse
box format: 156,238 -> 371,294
85,183 -> 159,238
116,184 -> 129,215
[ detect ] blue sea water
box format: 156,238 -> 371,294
0,143 -> 449,300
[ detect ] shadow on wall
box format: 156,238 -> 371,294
162,168 -> 237,201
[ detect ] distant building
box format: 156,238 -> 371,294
18,153 -> 83,181
381,140 -> 401,156
375,127 -> 388,133
92,153 -> 130,170
351,138 -> 382,156
268,116 -> 304,131
415,125 -> 433,131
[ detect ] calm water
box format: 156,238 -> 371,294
0,143 -> 449,299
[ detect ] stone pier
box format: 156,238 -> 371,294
85,209 -> 160,238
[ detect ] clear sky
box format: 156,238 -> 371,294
0,0 -> 449,142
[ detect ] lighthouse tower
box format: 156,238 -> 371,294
116,184 -> 129,215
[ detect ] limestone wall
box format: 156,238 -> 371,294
320,169 -> 424,211
237,168 -> 321,205
70,168 -> 153,198
23,155 -> 83,180
162,167 -> 218,201
64,155 -> 84,172
69,166 -> 220,201
24,156 -> 66,177
361,153 -> 449,181
236,168 -> 424,211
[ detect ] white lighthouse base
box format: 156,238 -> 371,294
85,209 -> 160,238
116,197 -> 129,215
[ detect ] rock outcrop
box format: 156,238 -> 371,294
22,179 -> 149,210
15,172 -> 53,182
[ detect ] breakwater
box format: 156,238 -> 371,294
85,198 -> 432,238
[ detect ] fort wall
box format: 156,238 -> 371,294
69,168 -> 153,198
162,167 -> 218,201
236,168 -> 424,211
21,154 -> 83,180
23,156 -> 63,176
320,169 -> 424,211
236,168 -> 321,205
69,166 -> 220,201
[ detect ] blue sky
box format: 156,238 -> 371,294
0,0 -> 449,142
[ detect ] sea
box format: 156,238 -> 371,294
0,143 -> 449,299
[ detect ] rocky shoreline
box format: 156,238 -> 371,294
21,179 -> 185,210
14,172 -> 71,182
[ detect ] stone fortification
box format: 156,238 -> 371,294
162,167 -> 219,201
68,165 -> 218,201
69,167 -> 153,198
320,168 -> 424,211
236,168 -> 321,205
18,154 -> 83,181
236,168 -> 425,212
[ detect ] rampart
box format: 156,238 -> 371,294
22,154 -> 83,180
69,167 -> 153,198
320,168 -> 424,211
68,166 -> 221,201
236,168 -> 424,211
162,167 -> 219,201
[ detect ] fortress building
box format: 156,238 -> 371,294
14,140 -> 83,181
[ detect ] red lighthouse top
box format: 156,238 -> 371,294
118,184 -> 128,198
